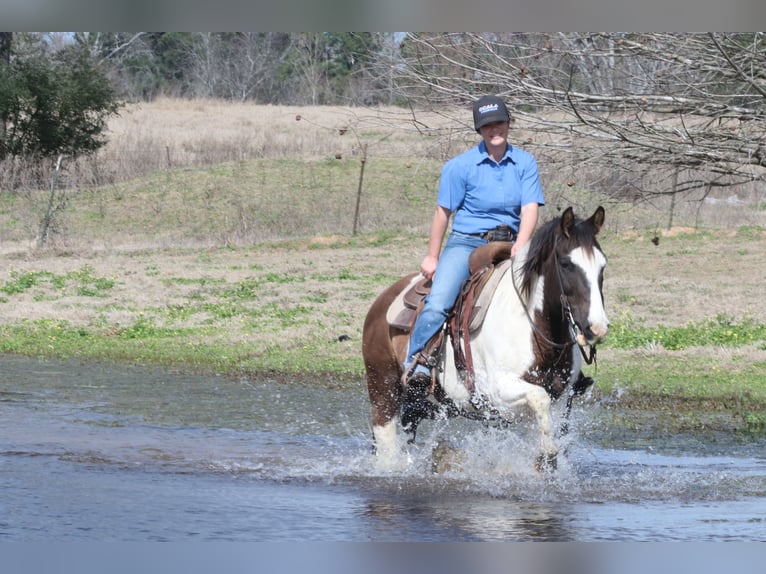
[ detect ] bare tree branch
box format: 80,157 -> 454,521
390,32 -> 766,203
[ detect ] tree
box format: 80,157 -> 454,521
275,33 -> 384,105
0,36 -> 121,164
0,32 -> 10,63
0,32 -> 13,159
324,33 -> 382,103
185,32 -> 292,102
391,33 -> 766,206
74,32 -> 389,105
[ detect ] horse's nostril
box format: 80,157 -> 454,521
588,323 -> 608,340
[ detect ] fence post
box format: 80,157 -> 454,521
35,155 -> 64,249
352,143 -> 367,236
667,167 -> 678,230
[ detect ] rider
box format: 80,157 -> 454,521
402,95 -> 545,429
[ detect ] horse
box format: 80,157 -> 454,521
362,206 -> 608,471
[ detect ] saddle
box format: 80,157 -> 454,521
385,241 -> 515,392
386,275 -> 432,332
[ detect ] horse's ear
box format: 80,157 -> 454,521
589,206 -> 605,234
560,207 -> 575,237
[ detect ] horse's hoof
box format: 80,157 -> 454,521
572,373 -> 595,396
431,440 -> 465,473
372,444 -> 411,472
535,453 -> 558,474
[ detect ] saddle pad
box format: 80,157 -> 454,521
468,258 -> 513,332
385,258 -> 515,334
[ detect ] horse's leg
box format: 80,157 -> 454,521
371,418 -> 409,470
363,273 -> 421,470
491,381 -> 559,472
525,385 -> 558,472
366,365 -> 409,469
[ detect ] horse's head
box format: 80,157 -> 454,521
524,206 -> 609,347
555,206 -> 609,346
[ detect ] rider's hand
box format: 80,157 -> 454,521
420,255 -> 439,281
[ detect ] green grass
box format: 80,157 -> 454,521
0,317 -> 360,376
1,265 -> 115,298
606,313 -> 766,350
584,311 -> 766,431
0,318 -> 234,370
586,348 -> 766,434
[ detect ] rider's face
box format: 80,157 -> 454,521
479,120 -> 509,148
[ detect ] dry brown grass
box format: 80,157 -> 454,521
605,227 -> 766,328
2,224 -> 765,354
92,98 -> 766,235
99,97 -> 464,174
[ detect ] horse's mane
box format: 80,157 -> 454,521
520,211 -> 599,299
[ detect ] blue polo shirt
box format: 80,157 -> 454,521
437,141 -> 545,235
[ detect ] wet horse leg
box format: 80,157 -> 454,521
526,385 -> 559,472
367,371 -> 410,470
493,381 -> 558,472
371,418 -> 409,470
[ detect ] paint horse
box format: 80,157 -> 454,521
362,206 -> 609,471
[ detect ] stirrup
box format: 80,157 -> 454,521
401,352 -> 433,386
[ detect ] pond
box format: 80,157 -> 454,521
1,354 -> 765,541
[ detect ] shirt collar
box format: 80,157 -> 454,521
477,140 -> 516,165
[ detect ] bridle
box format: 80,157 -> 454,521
556,252 -> 598,366
511,235 -> 599,367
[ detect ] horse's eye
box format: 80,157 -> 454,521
559,257 -> 574,272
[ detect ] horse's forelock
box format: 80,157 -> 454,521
569,217 -> 600,255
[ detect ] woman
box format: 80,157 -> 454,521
402,95 -> 545,425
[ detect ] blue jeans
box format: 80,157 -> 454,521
404,231 -> 487,374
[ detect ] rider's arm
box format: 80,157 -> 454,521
420,206 -> 451,280
512,202 -> 539,258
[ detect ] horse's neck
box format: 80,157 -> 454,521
477,251 -> 542,343
492,252 -> 569,355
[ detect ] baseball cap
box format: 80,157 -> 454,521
472,95 -> 510,132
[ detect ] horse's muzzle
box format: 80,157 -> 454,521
583,322 -> 609,345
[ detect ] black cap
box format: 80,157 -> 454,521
472,95 -> 510,132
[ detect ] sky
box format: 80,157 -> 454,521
3,0 -> 766,32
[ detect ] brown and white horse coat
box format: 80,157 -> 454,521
362,207 -> 608,471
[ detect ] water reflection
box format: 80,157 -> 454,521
363,497 -> 574,541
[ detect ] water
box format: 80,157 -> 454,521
2,354 -> 765,541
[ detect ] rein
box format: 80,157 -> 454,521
563,295 -> 597,365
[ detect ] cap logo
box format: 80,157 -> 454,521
478,103 -> 499,115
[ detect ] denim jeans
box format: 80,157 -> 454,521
404,231 -> 487,373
